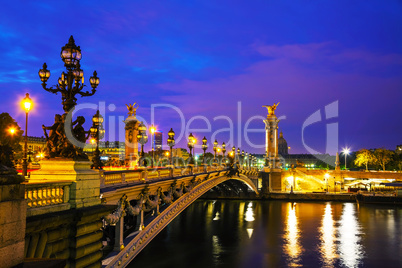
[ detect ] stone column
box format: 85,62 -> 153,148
124,115 -> 139,168
0,168 -> 26,268
263,111 -> 281,170
261,104 -> 283,194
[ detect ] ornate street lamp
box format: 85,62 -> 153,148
222,142 -> 226,163
21,93 -> 33,176
90,110 -> 105,169
187,133 -> 195,165
202,137 -> 208,164
213,139 -> 218,164
38,36 -> 99,113
137,122 -> 148,166
38,36 -> 100,160
241,150 -> 245,166
167,128 -> 175,166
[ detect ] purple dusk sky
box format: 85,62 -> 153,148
0,1 -> 401,154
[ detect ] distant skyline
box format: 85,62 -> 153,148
1,1 -> 401,154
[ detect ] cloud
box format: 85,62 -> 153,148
156,42 -> 402,152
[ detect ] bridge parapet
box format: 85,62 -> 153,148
23,181 -> 72,217
101,165 -> 226,188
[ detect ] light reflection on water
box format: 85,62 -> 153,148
338,203 -> 363,268
284,202 -> 302,267
131,201 -> 401,268
319,203 -> 337,267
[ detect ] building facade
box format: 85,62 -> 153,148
154,131 -> 162,150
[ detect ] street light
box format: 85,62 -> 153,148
137,122 -> 148,166
90,110 -> 105,169
38,36 -> 100,160
213,139 -> 218,164
150,124 -> 156,168
188,133 -> 195,165
167,128 -> 175,166
342,147 -> 350,170
202,137 -> 208,164
8,127 -> 16,135
38,36 -> 99,113
222,142 -> 226,163
21,93 -> 33,176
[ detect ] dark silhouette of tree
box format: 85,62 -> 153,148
0,113 -> 23,167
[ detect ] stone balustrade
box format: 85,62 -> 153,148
100,165 -> 227,187
23,166 -> 258,216
24,181 -> 72,217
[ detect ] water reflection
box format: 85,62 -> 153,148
245,202 -> 255,222
319,203 -> 337,267
131,201 -> 401,268
284,202 -> 302,267
212,235 -> 223,265
338,203 -> 364,267
213,211 -> 220,221
245,202 -> 255,238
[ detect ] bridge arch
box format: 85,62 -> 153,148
104,173 -> 258,268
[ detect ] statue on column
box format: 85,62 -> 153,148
263,102 -> 280,116
124,102 -> 140,168
126,103 -> 139,116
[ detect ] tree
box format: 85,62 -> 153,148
373,148 -> 394,171
0,113 -> 23,167
354,149 -> 375,171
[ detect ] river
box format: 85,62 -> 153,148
129,200 -> 401,267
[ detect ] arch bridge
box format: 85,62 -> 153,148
100,165 -> 259,268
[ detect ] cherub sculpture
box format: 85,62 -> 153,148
263,102 -> 280,116
126,102 -> 139,116
42,114 -> 62,158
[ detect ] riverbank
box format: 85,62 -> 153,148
202,192 -> 402,205
265,192 -> 356,202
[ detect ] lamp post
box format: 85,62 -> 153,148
342,147 -> 350,170
167,128 -> 175,166
213,139 -> 218,164
38,36 -> 99,113
222,142 -> 226,163
202,137 -> 208,164
137,122 -> 148,166
187,133 -> 195,165
38,36 -> 100,160
150,124 -> 156,168
237,148 -> 240,162
90,110 -> 105,169
21,93 -> 33,176
241,150 -> 245,166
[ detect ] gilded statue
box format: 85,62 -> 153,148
263,102 -> 280,116
126,102 -> 139,116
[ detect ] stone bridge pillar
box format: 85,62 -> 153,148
124,110 -> 140,168
0,168 -> 26,268
263,105 -> 281,169
261,103 -> 282,194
